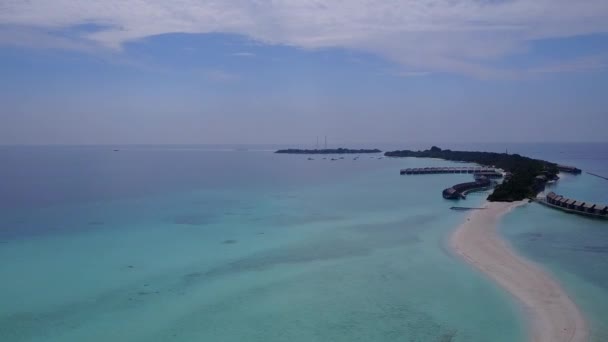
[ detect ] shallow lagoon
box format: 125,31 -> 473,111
0,146 -> 525,341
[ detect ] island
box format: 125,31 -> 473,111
275,148 -> 382,154
385,146 -> 559,202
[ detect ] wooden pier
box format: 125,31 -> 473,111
400,166 -> 500,176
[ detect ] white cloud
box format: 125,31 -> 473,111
1,0 -> 608,77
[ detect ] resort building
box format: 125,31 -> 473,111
400,167 -> 500,175
543,192 -> 607,219
442,177 -> 493,200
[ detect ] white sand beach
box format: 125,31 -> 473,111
451,201 -> 588,342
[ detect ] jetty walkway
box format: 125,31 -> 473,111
400,166 -> 500,176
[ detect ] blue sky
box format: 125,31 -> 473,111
1,1 -> 607,144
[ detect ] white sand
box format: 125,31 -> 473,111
451,201 -> 588,342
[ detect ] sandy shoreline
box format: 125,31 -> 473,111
451,201 -> 588,342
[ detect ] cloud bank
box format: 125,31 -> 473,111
1,0 -> 608,77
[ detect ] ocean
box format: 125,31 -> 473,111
0,143 -> 606,341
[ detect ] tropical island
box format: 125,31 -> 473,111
275,148 -> 382,154
385,146 -> 559,202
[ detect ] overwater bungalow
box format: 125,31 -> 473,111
400,166 -> 500,175
583,203 -> 596,214
474,171 -> 503,179
567,200 -> 577,210
442,177 -> 493,200
541,192 -> 607,219
443,187 -> 461,200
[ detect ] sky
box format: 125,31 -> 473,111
1,0 -> 608,145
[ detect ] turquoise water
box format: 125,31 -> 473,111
500,146 -> 608,341
0,146 -> 525,341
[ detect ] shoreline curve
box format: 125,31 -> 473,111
451,201 -> 588,342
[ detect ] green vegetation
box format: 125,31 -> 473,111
385,146 -> 559,202
276,148 -> 381,154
